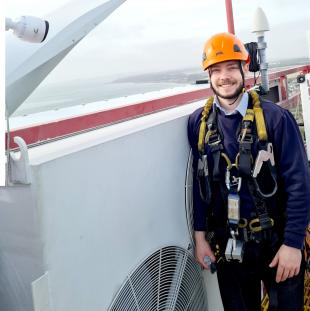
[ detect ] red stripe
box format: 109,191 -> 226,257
277,93 -> 300,109
8,88 -> 213,148
268,65 -> 310,81
7,65 -> 310,149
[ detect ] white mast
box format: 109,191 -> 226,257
252,7 -> 270,93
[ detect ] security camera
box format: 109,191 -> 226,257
6,16 -> 49,43
297,74 -> 306,84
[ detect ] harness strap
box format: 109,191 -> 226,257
198,96 -> 214,155
249,90 -> 268,141
238,108 -> 255,176
205,106 -> 224,180
196,90 -> 275,234
247,177 -> 274,231
267,285 -> 278,311
197,155 -> 212,203
197,97 -> 214,203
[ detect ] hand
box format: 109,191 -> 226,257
269,244 -> 302,283
194,231 -> 216,270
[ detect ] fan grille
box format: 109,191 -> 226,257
109,246 -> 207,311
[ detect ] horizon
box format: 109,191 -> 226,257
6,1 -> 310,83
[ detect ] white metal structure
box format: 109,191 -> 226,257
5,0 -> 127,116
0,99 -> 224,310
3,1 -> 222,309
300,73 -> 310,158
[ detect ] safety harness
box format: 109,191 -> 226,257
197,90 -> 278,247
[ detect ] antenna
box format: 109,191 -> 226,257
252,7 -> 270,93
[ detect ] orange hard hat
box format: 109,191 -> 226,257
202,32 -> 249,70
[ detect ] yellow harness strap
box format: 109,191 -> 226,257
249,90 -> 268,141
240,108 -> 255,141
198,96 -> 214,154
243,109 -> 254,122
198,90 -> 268,155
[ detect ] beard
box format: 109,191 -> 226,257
210,80 -> 244,101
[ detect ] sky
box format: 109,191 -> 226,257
5,0 -> 310,83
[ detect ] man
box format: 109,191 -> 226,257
187,32 -> 310,311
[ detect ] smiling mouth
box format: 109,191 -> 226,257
219,83 -> 234,88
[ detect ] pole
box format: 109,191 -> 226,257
225,0 -> 235,34
257,35 -> 269,93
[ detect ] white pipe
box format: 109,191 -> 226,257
257,35 -> 269,93
252,7 -> 270,93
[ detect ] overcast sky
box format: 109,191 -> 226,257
5,0 -> 310,83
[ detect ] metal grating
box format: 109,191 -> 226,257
108,246 -> 208,311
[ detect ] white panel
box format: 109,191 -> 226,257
203,271 -> 224,311
34,119 -> 189,310
1,100 -> 226,310
0,186 -> 45,311
307,30 -> 310,60
32,272 -> 51,311
27,102 -> 204,310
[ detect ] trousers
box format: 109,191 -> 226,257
216,240 -> 305,311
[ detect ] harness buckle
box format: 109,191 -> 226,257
238,132 -> 253,143
198,155 -> 208,177
225,168 -> 242,192
207,133 -> 222,146
225,237 -> 244,262
249,217 -> 274,232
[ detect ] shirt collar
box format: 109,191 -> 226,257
213,92 -> 248,117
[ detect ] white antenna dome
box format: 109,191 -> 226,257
252,7 -> 270,37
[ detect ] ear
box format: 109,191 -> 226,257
242,62 -> 249,74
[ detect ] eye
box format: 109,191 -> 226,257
210,68 -> 220,74
228,65 -> 239,71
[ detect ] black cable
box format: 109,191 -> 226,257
245,42 -> 260,73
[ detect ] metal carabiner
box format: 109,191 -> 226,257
231,175 -> 242,192
225,166 -> 242,192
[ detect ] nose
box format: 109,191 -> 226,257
221,67 -> 232,77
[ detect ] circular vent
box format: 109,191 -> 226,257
108,246 -> 208,310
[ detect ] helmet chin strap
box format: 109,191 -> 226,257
227,92 -> 242,106
219,92 -> 242,106
210,82 -> 243,106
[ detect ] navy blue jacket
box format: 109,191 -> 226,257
187,96 -> 310,249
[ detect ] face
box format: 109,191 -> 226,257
209,60 -> 245,101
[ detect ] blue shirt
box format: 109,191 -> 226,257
214,92 -> 248,117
